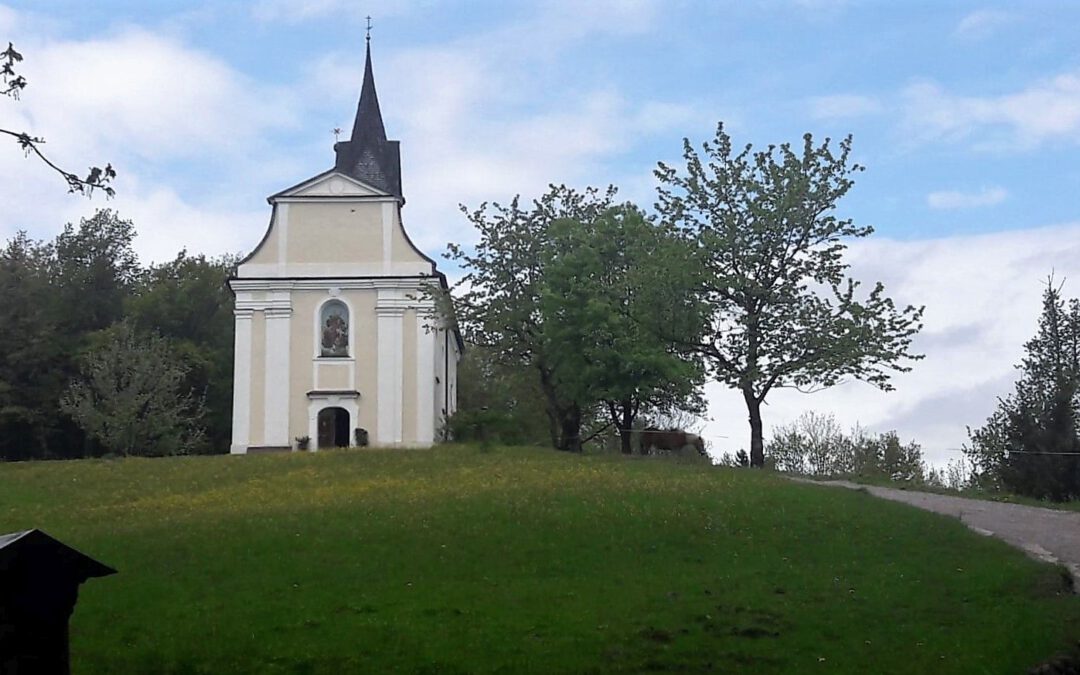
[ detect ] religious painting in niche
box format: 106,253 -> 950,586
320,300 -> 349,357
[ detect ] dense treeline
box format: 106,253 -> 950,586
760,411 -> 927,481
965,280 -> 1080,500
0,209 -> 236,460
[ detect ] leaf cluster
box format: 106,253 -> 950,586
539,205 -> 706,420
655,123 -> 924,402
447,185 -> 707,451
60,320 -> 206,457
2,41 -> 116,196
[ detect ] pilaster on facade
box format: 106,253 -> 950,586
230,308 -> 254,454
376,297 -> 405,446
415,305 -> 437,446
263,300 -> 293,448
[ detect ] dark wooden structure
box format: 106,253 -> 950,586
0,529 -> 116,675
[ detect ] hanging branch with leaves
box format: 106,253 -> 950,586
2,42 -> 115,197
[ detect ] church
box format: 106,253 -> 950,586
228,40 -> 461,453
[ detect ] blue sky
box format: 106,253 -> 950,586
4,1 -> 1080,462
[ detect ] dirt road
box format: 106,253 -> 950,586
792,478 -> 1080,588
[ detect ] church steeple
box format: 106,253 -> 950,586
350,41 -> 387,146
333,33 -> 402,199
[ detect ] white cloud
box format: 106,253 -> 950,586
0,149 -> 266,264
105,175 -> 267,263
0,22 -> 302,263
701,222 -> 1080,467
926,186 -> 1008,209
901,73 -> 1080,148
5,29 -> 298,162
954,9 -> 1013,40
809,94 -> 882,119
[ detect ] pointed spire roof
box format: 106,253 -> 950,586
350,42 -> 387,146
334,38 -> 402,199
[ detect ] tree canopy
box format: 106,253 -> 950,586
655,123 -> 924,467
0,211 -> 237,460
447,186 -> 706,453
60,321 -> 206,457
539,205 -> 705,453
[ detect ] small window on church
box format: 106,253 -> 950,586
320,300 -> 349,357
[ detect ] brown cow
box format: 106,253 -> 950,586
640,427 -> 706,457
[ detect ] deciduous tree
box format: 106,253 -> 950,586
60,321 -> 205,457
127,251 -> 238,452
539,205 -> 706,453
448,185 -> 617,452
655,123 -> 924,467
0,233 -> 63,459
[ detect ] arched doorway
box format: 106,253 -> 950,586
317,407 -> 350,449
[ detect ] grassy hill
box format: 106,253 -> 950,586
1,445 -> 1077,673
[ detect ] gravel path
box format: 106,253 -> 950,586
791,478 -> 1080,588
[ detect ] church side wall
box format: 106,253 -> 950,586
434,328 -> 446,437
448,334 -> 460,418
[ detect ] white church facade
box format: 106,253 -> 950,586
229,42 -> 461,453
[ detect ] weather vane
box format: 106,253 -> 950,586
333,127 -> 342,142
366,16 -> 372,43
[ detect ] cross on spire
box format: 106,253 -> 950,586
366,16 -> 372,43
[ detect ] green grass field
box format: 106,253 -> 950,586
2,445 -> 1077,673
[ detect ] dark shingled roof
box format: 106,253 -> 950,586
333,42 -> 402,199
0,529 -> 117,581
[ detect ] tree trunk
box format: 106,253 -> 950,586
743,387 -> 765,468
609,399 -> 635,454
535,362 -> 583,452
560,405 -> 582,453
537,363 -> 563,449
544,401 -> 560,449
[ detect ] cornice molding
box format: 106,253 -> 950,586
231,276 -> 438,293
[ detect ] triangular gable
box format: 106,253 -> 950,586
269,170 -> 392,201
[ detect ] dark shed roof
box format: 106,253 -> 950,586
0,529 -> 117,582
